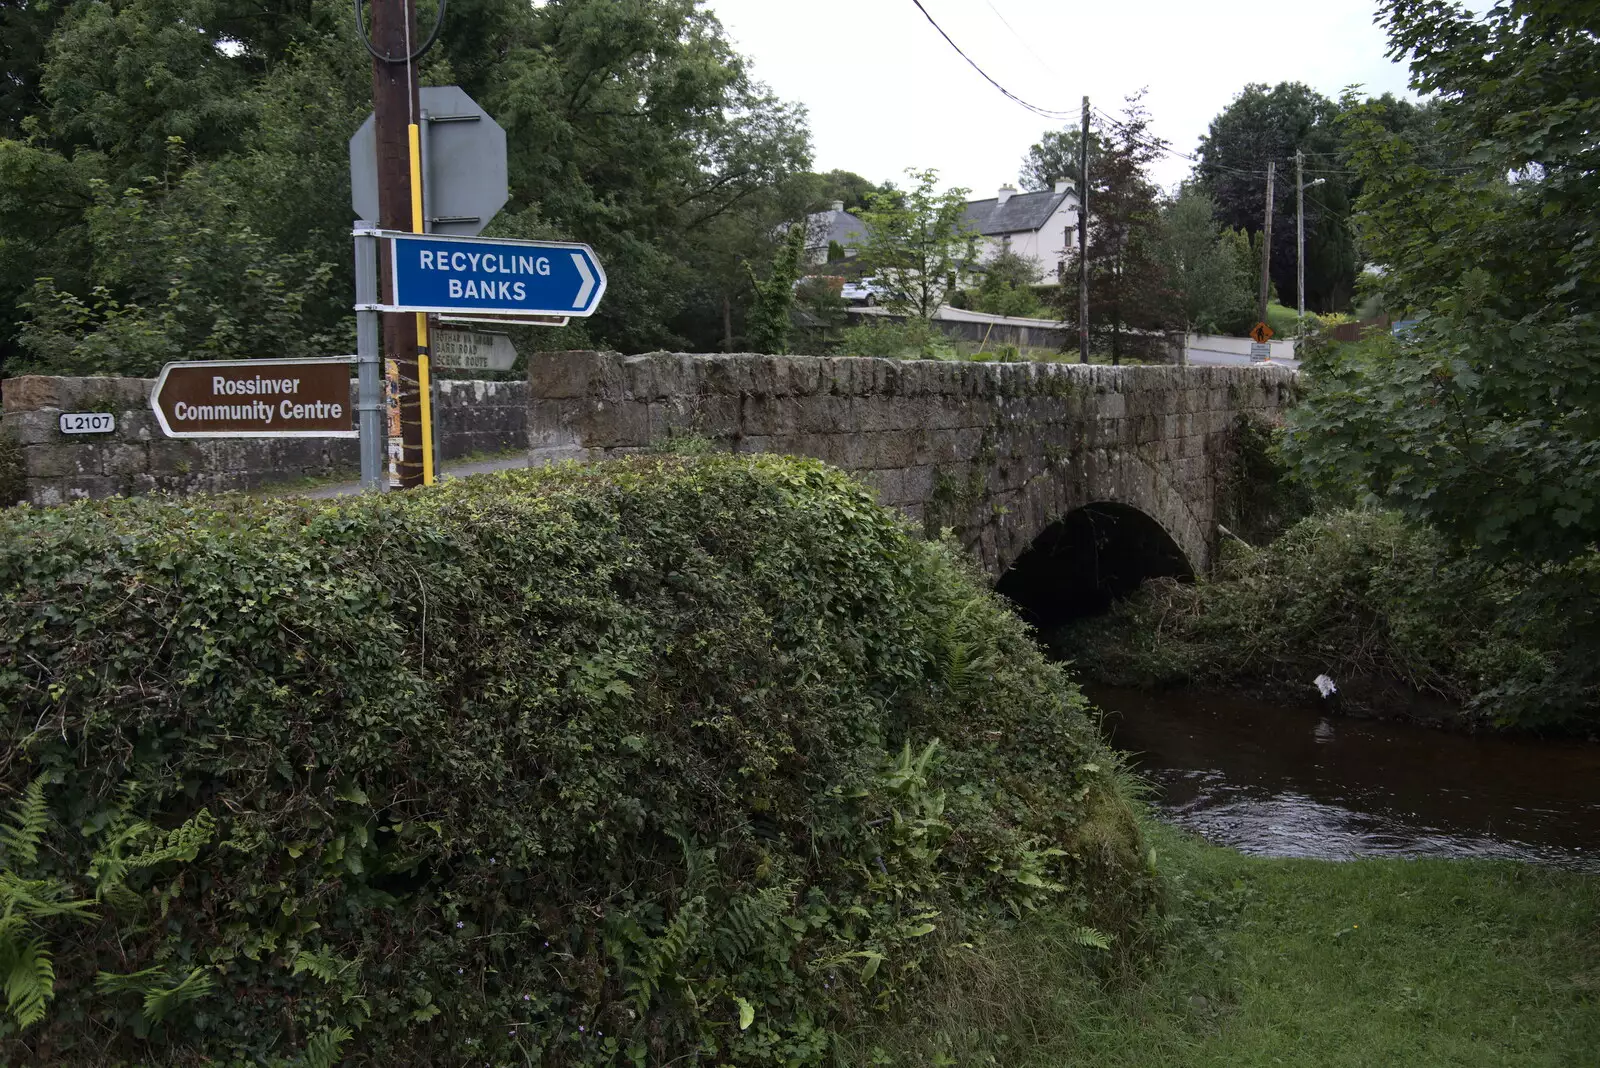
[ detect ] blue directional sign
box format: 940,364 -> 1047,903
376,231 -> 606,318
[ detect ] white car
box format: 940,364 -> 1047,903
840,279 -> 888,306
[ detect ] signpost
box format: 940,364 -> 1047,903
368,231 -> 607,319
350,86 -> 507,238
150,358 -> 357,438
1249,321 -> 1274,362
432,328 -> 518,372
348,73 -> 602,491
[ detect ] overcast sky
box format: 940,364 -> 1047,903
708,0 -> 1420,198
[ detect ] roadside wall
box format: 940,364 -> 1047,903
0,375 -> 527,506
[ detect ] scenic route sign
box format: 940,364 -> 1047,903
368,230 -> 607,318
151,358 -> 357,438
431,327 -> 518,372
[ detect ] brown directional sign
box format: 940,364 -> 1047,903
151,358 -> 357,438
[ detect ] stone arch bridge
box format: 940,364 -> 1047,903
528,351 -> 1297,619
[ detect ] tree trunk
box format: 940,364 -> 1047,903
723,294 -> 733,352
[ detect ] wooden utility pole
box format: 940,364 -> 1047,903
1257,160 -> 1275,327
1078,95 -> 1089,364
370,0 -> 424,487
1295,149 -> 1306,338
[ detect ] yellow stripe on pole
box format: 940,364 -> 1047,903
408,121 -> 435,486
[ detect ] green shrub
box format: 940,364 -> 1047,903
0,455 -> 1147,1065
1060,509 -> 1600,731
836,318 -> 953,360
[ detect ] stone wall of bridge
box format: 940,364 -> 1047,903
527,351 -> 1298,575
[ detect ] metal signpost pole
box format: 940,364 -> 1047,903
354,226 -> 384,490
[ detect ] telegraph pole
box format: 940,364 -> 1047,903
1296,149 -> 1305,339
1078,95 -> 1089,364
1257,160 -> 1275,327
369,0 -> 425,488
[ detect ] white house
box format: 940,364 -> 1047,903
962,182 -> 1079,285
801,201 -> 868,267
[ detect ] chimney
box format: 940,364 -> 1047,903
997,184 -> 1017,205
1054,179 -> 1070,195
831,200 -> 844,212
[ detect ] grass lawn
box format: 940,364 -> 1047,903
853,824 -> 1599,1066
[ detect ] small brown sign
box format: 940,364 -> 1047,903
151,358 -> 357,438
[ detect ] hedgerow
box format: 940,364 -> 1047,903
0,454 -> 1148,1065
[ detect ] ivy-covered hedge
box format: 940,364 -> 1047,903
0,454 -> 1147,1066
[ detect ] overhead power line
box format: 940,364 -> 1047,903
981,0 -> 1058,80
907,0 -> 1077,120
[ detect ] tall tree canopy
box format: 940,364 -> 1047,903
1194,81 -> 1357,313
1061,97 -> 1171,362
0,0 -> 813,375
1018,124 -> 1104,197
1157,185 -> 1255,337
1286,0 -> 1600,563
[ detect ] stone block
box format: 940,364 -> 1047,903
103,442 -> 149,477
23,446 -> 79,479
579,398 -> 652,448
528,350 -> 606,400
118,410 -> 161,442
146,440 -> 203,476
58,475 -> 120,501
4,411 -> 59,445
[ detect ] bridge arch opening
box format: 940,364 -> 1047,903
995,502 -> 1194,629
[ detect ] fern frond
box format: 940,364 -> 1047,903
716,882 -> 794,964
141,966 -> 215,1023
302,1024 -> 353,1068
1069,925 -> 1113,951
89,809 -> 216,902
96,964 -> 216,1023
0,779 -> 49,868
2,936 -> 55,1030
293,947 -> 359,986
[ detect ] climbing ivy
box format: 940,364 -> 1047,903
0,454 -> 1148,1064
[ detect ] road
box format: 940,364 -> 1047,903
299,452 -> 530,498
1186,352 -> 1301,371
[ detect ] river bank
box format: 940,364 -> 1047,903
853,823 -> 1600,1066
1056,509 -> 1600,735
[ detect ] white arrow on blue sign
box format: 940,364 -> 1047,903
366,230 -> 607,318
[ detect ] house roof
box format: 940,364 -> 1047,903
962,189 -> 1071,236
805,208 -> 868,250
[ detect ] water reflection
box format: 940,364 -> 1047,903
1087,685 -> 1600,872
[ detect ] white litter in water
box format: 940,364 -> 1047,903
1313,674 -> 1339,699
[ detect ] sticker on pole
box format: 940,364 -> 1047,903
373,231 -> 606,318
151,358 -> 357,438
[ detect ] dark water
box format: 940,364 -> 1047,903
1087,685 -> 1600,872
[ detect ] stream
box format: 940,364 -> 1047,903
1087,685 -> 1600,872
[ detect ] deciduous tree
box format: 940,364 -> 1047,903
1286,0 -> 1600,563
1061,96 -> 1172,362
854,168 -> 973,320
